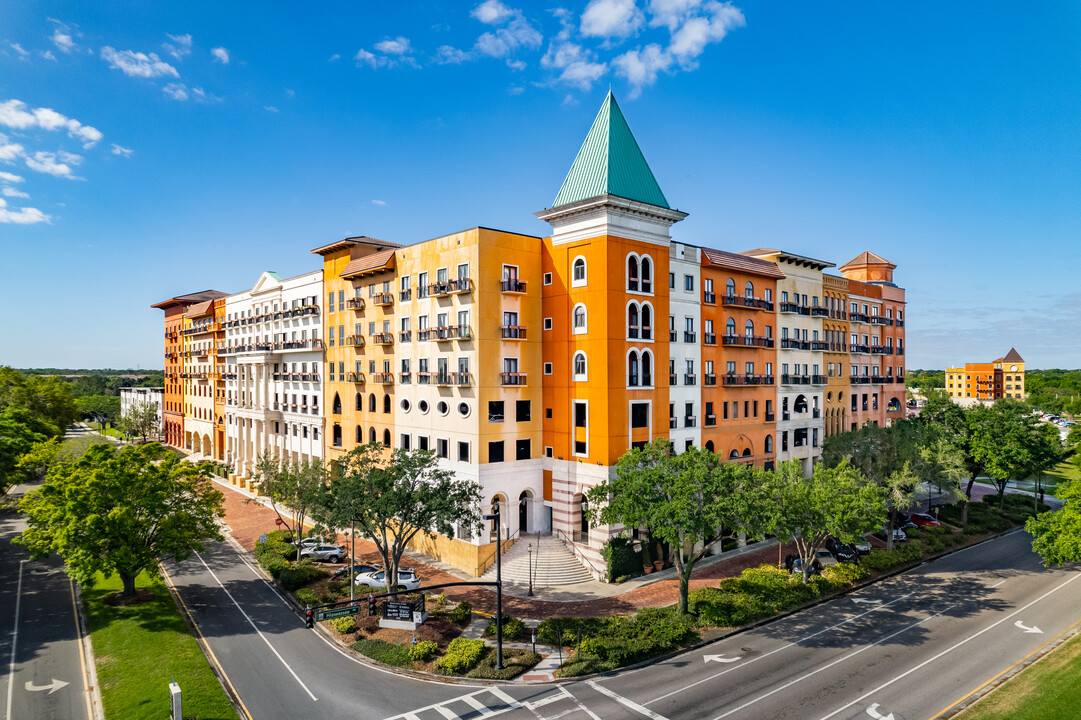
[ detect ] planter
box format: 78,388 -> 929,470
652,560 -> 664,572
642,565 -> 653,575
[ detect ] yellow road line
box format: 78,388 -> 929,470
160,563 -> 255,720
929,616 -> 1081,719
68,576 -> 95,720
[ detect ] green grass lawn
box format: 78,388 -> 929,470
83,571 -> 238,720
87,422 -> 123,440
956,629 -> 1081,720
1013,459 -> 1080,497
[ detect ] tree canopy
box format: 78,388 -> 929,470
15,443 -> 225,597
252,451 -> 325,544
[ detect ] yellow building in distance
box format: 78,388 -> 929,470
946,348 -> 1026,404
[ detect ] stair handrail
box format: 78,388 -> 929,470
551,527 -> 606,578
477,526 -> 520,576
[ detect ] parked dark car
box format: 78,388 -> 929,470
826,537 -> 861,564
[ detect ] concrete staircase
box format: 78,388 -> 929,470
480,535 -> 595,586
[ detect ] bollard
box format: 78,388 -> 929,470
169,681 -> 182,720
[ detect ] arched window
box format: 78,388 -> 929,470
726,278 -> 736,296
765,435 -> 774,453
726,318 -> 736,336
705,440 -> 715,452
627,255 -> 640,292
332,393 -> 342,415
742,448 -> 752,457
745,281 -> 754,298
794,394 -> 808,413
628,350 -> 640,387
641,303 -> 652,340
383,429 -> 391,447
642,350 -> 653,386
355,425 -> 362,443
383,394 -> 391,414
729,450 -> 740,459
369,427 -> 377,443
573,303 -> 587,334
573,352 -> 587,380
369,393 -> 376,412
628,303 -> 639,339
355,392 -> 362,411
745,319 -> 755,337
640,256 -> 652,293
572,256 -> 587,286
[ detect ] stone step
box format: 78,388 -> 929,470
480,536 -> 595,586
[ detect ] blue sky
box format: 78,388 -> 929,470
1,1 -> 1079,371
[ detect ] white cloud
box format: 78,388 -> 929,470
0,197 -> 50,224
25,150 -> 82,179
0,170 -> 24,182
164,33 -> 192,60
435,45 -> 471,64
372,199 -> 387,206
354,49 -> 379,69
541,34 -> 607,90
110,144 -> 133,157
581,0 -> 644,41
328,53 -> 341,62
101,46 -> 180,78
264,106 -> 279,113
374,37 -> 411,55
2,186 -> 29,198
0,133 -> 24,162
51,26 -> 75,53
475,14 -> 542,58
508,85 -> 525,95
647,0 -> 744,66
506,58 -> 526,70
162,83 -> 189,101
211,46 -> 230,64
472,0 -> 515,24
40,50 -> 57,61
0,100 -> 103,148
612,43 -> 672,96
647,0 -> 704,31
9,43 -> 30,61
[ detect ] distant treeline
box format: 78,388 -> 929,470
905,368 -> 1080,417
16,370 -> 164,399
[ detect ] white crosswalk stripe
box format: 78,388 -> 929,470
383,688 -> 523,720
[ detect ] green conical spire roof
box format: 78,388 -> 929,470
552,92 -> 669,209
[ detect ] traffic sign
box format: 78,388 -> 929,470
275,518 -> 283,526
314,604 -> 361,621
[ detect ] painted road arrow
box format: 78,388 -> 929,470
1015,621 -> 1043,634
25,679 -> 69,694
851,598 -> 882,605
703,655 -> 742,663
30,568 -> 62,576
866,702 -> 896,720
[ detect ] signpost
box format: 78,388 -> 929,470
384,602 -> 414,621
275,518 -> 283,526
314,604 -> 362,622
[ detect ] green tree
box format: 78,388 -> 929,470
14,443 -> 225,597
1027,479 -> 1081,566
252,452 -> 325,545
77,395 -> 122,429
588,439 -> 773,613
770,460 -> 885,583
116,402 -> 160,443
973,399 -> 1040,507
330,442 -> 483,596
0,408 -> 49,494
0,367 -> 77,436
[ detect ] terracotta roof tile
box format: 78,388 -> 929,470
840,251 -> 895,270
701,248 -> 786,278
183,300 -> 214,318
340,249 -> 396,278
1002,348 -> 1024,362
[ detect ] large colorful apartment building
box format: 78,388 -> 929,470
153,92 -> 907,580
946,348 -> 1025,404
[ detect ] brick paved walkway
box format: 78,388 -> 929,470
216,480 -> 802,618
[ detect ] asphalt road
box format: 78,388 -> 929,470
1,485 -> 94,720
168,528 -> 1081,720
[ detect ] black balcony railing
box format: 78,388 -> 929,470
722,374 -> 775,386
849,312 -> 869,323
811,375 -> 828,384
684,331 -> 696,343
810,307 -> 829,317
399,331 -> 412,342
703,291 -> 716,304
780,302 -> 810,315
722,334 -> 775,348
704,332 -> 717,345
500,372 -> 527,386
500,279 -> 527,293
704,373 -> 717,386
781,339 -> 810,350
500,325 -> 527,339
781,374 -> 811,385
850,344 -> 870,354
684,374 -> 696,385
722,294 -> 774,311
399,289 -> 411,302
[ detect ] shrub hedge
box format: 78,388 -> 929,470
433,638 -> 486,675
466,648 -> 542,680
448,601 -> 472,624
602,537 -> 641,582
332,616 -> 358,634
295,588 -> 320,607
277,560 -> 329,591
483,615 -> 526,641
408,640 -> 439,662
537,606 -> 698,669
351,639 -> 413,668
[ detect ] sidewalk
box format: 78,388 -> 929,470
213,478 -> 799,618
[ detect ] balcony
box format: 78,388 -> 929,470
850,344 -> 870,354
781,373 -> 811,385
896,320 -> 905,328
811,375 -> 828,384
435,373 -> 452,387
780,339 -> 810,350
722,374 -> 775,386
783,412 -> 791,421
811,341 -> 829,351
722,334 -> 775,348
399,330 -> 412,342
417,329 -> 433,341
703,332 -> 716,345
626,277 -> 652,293
896,348 -> 905,356
372,333 -> 394,345
343,335 -> 364,347
810,307 -> 829,318
704,373 -> 717,386
703,291 -> 716,304
780,302 -> 810,315
451,371 -> 473,386
417,371 -> 431,385
669,417 -> 677,429
427,281 -> 454,297
670,374 -> 677,385
397,372 -> 411,384
452,277 -> 472,294
373,373 -> 394,384
850,312 -> 869,324
347,372 -> 365,384
500,372 -> 527,386
500,325 -> 527,340
765,411 -> 775,422
829,309 -> 848,320
684,415 -> 697,428
399,288 -> 411,302
850,376 -> 871,384
684,331 -> 696,343
346,297 -> 365,311
870,316 -> 893,326
705,414 -> 716,426
684,374 -> 696,385
722,294 -> 774,311
500,279 -> 527,294
372,293 -> 393,307
813,408 -> 821,418
669,331 -> 677,342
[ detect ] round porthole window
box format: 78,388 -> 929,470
437,401 -> 449,416
400,399 -> 411,412
458,402 -> 470,418
418,400 -> 430,414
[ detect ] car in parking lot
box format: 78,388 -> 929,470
874,527 -> 907,543
786,549 -> 838,575
331,563 -> 379,580
909,512 -> 940,528
299,544 -> 345,563
354,568 -> 421,591
825,537 -> 861,564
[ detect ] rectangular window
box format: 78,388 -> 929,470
574,401 -> 587,428
543,272 -> 553,285
489,401 -> 504,423
516,400 -> 531,422
489,441 -> 505,463
544,362 -> 553,375
400,434 -> 411,450
631,402 -> 649,428
544,317 -> 553,330
437,438 -> 449,459
328,292 -> 335,313
458,441 -> 470,462
516,439 -> 531,461
418,272 -> 428,298
684,275 -> 694,291
669,272 -> 675,288
545,446 -> 553,458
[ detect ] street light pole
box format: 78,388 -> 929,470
483,508 -> 504,670
527,543 -> 534,597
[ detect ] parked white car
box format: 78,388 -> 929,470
299,544 -> 345,563
354,568 -> 421,591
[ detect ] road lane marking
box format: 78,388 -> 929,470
851,598 -> 881,605
928,616 -> 1081,719
1014,620 -> 1042,633
463,694 -> 495,716
989,579 -> 1006,589
24,679 -> 68,694
434,706 -> 462,719
68,575 -> 95,720
385,689 -> 522,720
160,563 -> 254,720
524,687 -> 572,710
5,559 -> 25,720
193,551 -> 319,702
644,592 -> 915,706
816,569 -> 1081,720
587,681 -> 670,720
710,604 -> 957,720
865,703 -> 896,719
488,687 -> 523,709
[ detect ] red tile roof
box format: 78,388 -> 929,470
701,247 -> 786,279
340,249 -> 396,278
840,251 -> 895,270
182,300 -> 214,318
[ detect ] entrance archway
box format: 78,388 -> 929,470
519,490 -> 532,533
